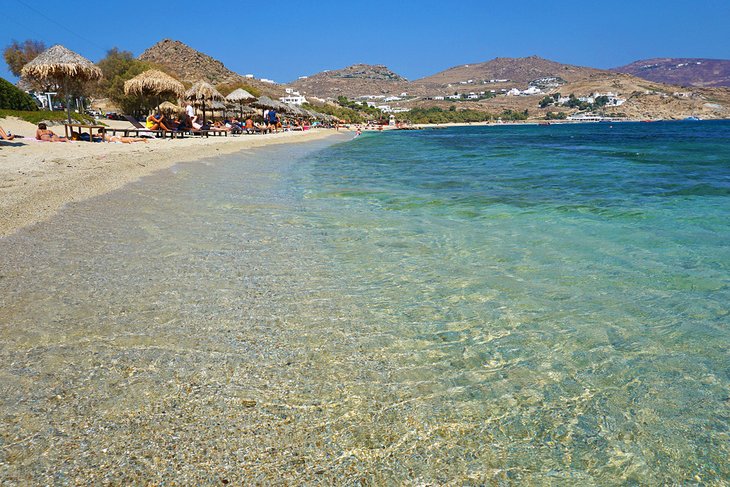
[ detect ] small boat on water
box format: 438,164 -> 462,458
683,116 -> 701,121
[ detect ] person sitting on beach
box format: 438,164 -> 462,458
146,113 -> 170,131
244,116 -> 255,134
36,123 -> 69,142
0,126 -> 16,141
166,117 -> 181,131
191,115 -> 202,130
211,121 -> 231,132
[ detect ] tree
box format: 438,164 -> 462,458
539,95 -> 553,108
0,76 -> 38,110
95,48 -> 157,114
3,39 -> 47,77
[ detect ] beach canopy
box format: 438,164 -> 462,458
226,88 -> 256,118
252,96 -> 291,113
225,88 -> 255,103
285,104 -> 307,117
124,69 -> 184,98
185,80 -> 224,102
21,44 -> 102,123
158,101 -> 183,113
185,80 -> 224,124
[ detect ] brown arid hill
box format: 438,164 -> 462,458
138,39 -> 284,97
394,71 -> 730,121
413,55 -> 605,92
612,58 -> 730,88
289,64 -> 411,99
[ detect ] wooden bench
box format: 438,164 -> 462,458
64,123 -> 106,141
107,128 -> 185,139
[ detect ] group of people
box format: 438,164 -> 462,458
1,102 -> 318,147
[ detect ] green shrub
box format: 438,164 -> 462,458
0,77 -> 37,110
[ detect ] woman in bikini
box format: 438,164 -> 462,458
35,123 -> 69,142
96,129 -> 148,144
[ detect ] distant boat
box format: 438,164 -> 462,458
538,122 -> 551,126
683,116 -> 701,121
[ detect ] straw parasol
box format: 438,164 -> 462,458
185,80 -> 224,125
251,96 -> 285,111
225,88 -> 256,118
252,96 -> 295,122
21,44 -> 102,123
210,100 -> 228,118
158,101 -> 184,115
124,69 -> 184,113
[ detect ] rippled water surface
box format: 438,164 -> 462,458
1,123 -> 729,484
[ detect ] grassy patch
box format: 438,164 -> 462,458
0,109 -> 95,125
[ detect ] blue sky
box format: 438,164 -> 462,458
2,0 -> 729,84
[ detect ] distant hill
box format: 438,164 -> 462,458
414,56 -> 605,89
612,58 -> 730,87
290,64 -> 410,98
138,39 -> 283,96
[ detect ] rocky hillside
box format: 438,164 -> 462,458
290,64 -> 410,98
414,56 -> 605,90
612,58 -> 730,88
138,39 -> 284,96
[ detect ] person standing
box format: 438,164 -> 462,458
268,109 -> 278,133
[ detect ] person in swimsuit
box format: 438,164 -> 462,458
0,126 -> 16,140
146,113 -> 170,131
35,123 -> 68,142
96,129 -> 148,143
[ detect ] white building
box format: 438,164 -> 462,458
280,94 -> 307,105
522,86 -> 542,95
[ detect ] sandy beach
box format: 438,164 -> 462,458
0,117 -> 343,238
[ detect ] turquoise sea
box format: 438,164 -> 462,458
1,122 -> 729,484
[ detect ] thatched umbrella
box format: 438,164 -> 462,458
251,96 -> 284,111
158,101 -> 184,117
124,69 -> 184,114
21,44 -> 102,123
185,80 -> 223,125
226,88 -> 256,118
210,100 -> 228,119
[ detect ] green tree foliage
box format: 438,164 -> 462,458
3,39 -> 47,77
397,107 -> 493,124
594,95 -> 610,107
0,77 -> 38,110
539,95 -> 554,108
335,96 -> 383,118
95,48 -> 160,114
545,111 -> 567,120
302,102 -> 367,123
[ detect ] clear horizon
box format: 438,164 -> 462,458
2,0 -> 729,84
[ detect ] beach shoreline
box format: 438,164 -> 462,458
0,118 -> 345,238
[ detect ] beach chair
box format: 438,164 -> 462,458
122,115 -> 181,139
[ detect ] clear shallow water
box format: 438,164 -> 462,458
1,123 -> 729,484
